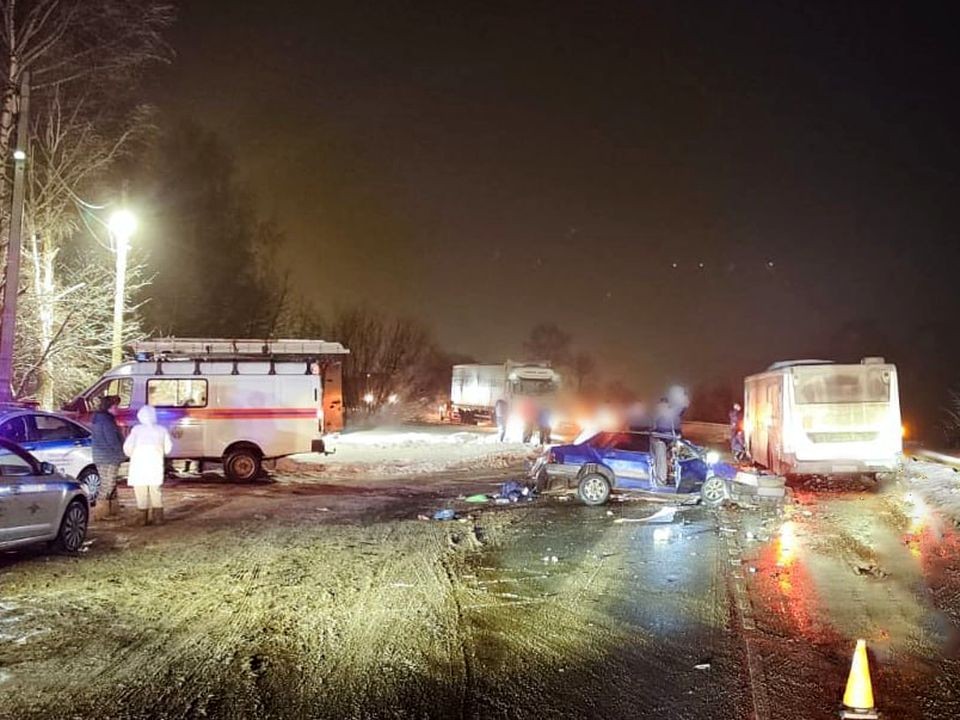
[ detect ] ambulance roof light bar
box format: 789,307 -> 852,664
132,338 -> 349,361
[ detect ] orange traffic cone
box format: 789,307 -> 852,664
840,639 -> 879,719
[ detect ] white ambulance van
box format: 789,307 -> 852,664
66,339 -> 349,480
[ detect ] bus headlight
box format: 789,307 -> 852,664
706,450 -> 720,465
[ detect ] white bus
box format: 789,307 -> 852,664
743,358 -> 902,477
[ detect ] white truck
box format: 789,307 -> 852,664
743,357 -> 902,477
449,362 -> 560,424
65,338 -> 349,481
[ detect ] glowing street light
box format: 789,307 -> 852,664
109,208 -> 137,367
363,392 -> 375,405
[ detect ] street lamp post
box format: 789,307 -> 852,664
0,71 -> 30,403
108,209 -> 136,367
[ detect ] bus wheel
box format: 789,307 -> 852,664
224,446 -> 262,482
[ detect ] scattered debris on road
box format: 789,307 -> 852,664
612,506 -> 679,524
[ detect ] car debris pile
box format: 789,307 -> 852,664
727,467 -> 787,506
428,479 -> 538,520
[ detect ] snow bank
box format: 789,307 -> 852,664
905,459 -> 960,523
277,425 -> 535,479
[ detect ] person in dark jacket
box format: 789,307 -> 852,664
538,405 -> 552,445
91,395 -> 125,520
494,398 -> 509,442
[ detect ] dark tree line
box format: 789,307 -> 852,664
132,121 -> 287,339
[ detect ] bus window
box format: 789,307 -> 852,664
795,368 -> 890,404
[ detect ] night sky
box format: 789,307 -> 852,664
148,1 -> 960,433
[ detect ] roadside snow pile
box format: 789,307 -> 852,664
277,426 -> 534,479
906,460 -> 960,523
329,430 -> 501,448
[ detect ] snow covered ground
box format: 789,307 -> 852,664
905,457 -> 960,522
276,424 -> 536,479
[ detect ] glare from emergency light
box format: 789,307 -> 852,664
776,521 -> 797,568
108,209 -> 137,241
653,527 -> 671,544
902,492 -> 930,559
387,393 -> 399,404
12,149 -> 26,161
363,392 -> 375,405
505,411 -> 525,442
906,492 -> 929,534
596,407 -> 616,429
667,385 -> 688,409
705,450 -> 720,465
901,423 -> 908,439
573,423 -> 599,445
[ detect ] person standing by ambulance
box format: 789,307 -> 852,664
91,395 -> 125,521
123,405 -> 172,526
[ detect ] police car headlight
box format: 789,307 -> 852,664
705,450 -> 720,465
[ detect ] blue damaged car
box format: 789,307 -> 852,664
530,430 -> 736,506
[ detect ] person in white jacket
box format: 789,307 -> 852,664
123,405 -> 172,526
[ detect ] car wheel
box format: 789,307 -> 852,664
578,473 -> 611,506
224,447 -> 262,482
700,475 -> 727,506
78,467 -> 101,505
533,466 -> 550,492
55,499 -> 88,553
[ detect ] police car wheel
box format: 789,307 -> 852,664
578,473 -> 611,506
700,476 -> 727,506
54,500 -> 88,553
224,448 -> 262,482
78,467 -> 101,505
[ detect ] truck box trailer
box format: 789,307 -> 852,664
450,362 -> 560,423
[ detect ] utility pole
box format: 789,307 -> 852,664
0,71 -> 30,403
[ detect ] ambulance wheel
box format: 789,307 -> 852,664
224,447 -> 262,482
578,473 -> 611,506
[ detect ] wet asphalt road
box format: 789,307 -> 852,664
1,468 -> 959,718
461,499 -> 750,718
735,474 -> 960,720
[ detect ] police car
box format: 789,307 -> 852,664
0,406 -> 100,503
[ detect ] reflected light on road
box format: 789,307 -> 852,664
653,527 -> 671,544
777,521 -> 798,568
904,492 -> 930,560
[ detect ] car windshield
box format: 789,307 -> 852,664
511,379 -> 557,396
677,442 -> 702,460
